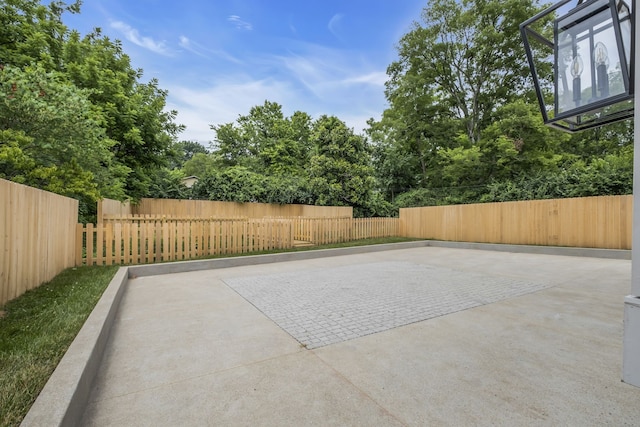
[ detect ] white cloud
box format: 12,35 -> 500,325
328,14 -> 345,39
178,35 -> 191,48
275,45 -> 387,102
178,35 -> 207,58
164,44 -> 388,143
111,21 -> 171,55
342,71 -> 388,86
165,78 -> 296,143
227,15 -> 253,31
165,74 -> 383,143
178,35 -> 243,63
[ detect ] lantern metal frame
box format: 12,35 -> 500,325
520,0 -> 634,132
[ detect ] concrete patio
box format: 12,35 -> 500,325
23,243 -> 640,426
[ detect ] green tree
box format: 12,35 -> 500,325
436,100 -> 568,187
168,140 -> 208,169
182,152 -> 221,178
146,168 -> 190,199
211,101 -> 312,176
1,1 -> 184,202
367,118 -> 418,201
480,100 -> 567,178
0,65 -> 126,201
0,0 -> 80,70
309,116 -> 376,216
191,167 -> 267,203
392,0 -> 543,144
481,150 -> 633,202
369,0 -> 570,207
62,29 -> 183,199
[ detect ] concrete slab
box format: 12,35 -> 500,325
77,247 -> 640,426
83,351 -> 405,426
87,273 -> 302,401
23,244 -> 640,426
314,287 -> 636,425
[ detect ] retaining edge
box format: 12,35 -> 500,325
20,267 -> 129,427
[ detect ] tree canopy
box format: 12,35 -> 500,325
0,0 -> 182,220
0,0 -> 632,221
179,102 -> 388,216
367,0 -> 632,208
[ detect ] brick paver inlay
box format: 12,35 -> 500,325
224,261 -> 551,349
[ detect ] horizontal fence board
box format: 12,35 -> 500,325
98,198 -> 353,222
399,195 -> 633,250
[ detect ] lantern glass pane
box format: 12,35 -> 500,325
556,2 -> 626,116
618,0 -> 632,75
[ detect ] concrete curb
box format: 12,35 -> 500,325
20,240 -> 630,425
127,240 -> 630,279
423,240 -> 631,260
127,240 -> 432,278
20,267 -> 129,427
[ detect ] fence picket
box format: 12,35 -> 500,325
105,222 -> 113,265
86,223 -> 94,266
96,222 -> 104,265
76,224 -> 84,266
114,223 -> 122,265
123,222 -> 130,264
131,222 -> 139,264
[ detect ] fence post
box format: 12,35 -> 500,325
75,224 -> 84,266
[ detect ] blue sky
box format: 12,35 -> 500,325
64,1 -> 426,144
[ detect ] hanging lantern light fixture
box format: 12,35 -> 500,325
520,0 -> 634,132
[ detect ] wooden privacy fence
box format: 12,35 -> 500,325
1,179 -> 78,305
98,198 -> 353,221
77,217 -> 293,266
77,216 -> 401,266
399,195 -> 633,249
97,198 -> 132,218
294,217 -> 400,244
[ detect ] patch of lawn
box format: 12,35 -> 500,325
294,236 -> 424,250
191,236 -> 426,260
0,266 -> 118,427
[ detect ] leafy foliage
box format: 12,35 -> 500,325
308,115 -> 376,216
211,101 -> 312,176
0,0 -> 633,218
372,0 -> 633,210
191,167 -> 313,205
481,150 -> 633,202
0,0 -> 80,70
168,140 -> 209,170
0,1 -> 182,212
0,65 -> 128,220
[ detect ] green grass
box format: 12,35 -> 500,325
0,266 -> 118,427
189,236 -> 425,261
0,236 -> 421,426
289,236 -> 423,251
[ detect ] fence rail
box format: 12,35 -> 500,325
77,216 -> 401,266
77,218 -> 294,266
